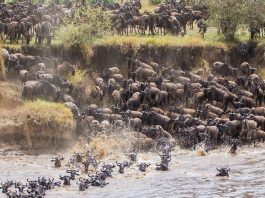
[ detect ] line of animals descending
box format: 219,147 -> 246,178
0,0 -> 209,46
0,142 -> 230,198
2,45 -> 265,151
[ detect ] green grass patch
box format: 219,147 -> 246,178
94,28 -> 228,49
21,100 -> 74,126
94,27 -> 265,49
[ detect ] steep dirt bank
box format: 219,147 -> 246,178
6,42 -> 264,76
0,81 -> 75,150
88,43 -> 264,71
2,42 -> 265,150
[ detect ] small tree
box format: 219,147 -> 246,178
207,0 -> 265,40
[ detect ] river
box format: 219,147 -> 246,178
1,143 -> 265,198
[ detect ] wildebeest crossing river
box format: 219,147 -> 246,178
1,144 -> 265,197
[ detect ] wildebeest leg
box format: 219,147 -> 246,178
183,24 -> 187,34
190,21 -> 194,30
223,99 -> 228,112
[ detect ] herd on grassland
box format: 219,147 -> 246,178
0,0 -> 209,45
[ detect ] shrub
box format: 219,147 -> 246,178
56,8 -> 111,49
207,0 -> 265,39
0,81 -> 22,108
14,100 -> 75,149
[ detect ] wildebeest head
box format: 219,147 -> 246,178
51,156 -> 64,168
216,167 -> 230,177
77,179 -> 89,191
66,169 -> 79,180
0,180 -> 13,193
156,162 -> 169,171
116,161 -> 129,174
138,163 -> 151,172
126,152 -> 137,161
59,175 -> 71,185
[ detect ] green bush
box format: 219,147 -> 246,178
149,0 -> 162,5
56,8 -> 111,49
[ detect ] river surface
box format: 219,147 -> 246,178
0,144 -> 265,198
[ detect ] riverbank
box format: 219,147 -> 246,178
1,36 -> 265,150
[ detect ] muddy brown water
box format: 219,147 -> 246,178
1,143 -> 265,198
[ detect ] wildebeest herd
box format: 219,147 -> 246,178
2,44 -> 265,150
0,0 -> 72,45
4,46 -> 264,198
88,58 -> 265,150
0,0 -> 209,45
108,0 -> 208,36
0,143 -> 176,197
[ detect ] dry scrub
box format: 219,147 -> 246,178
68,69 -> 87,86
72,127 -> 155,161
69,69 -> 97,107
0,81 -> 22,109
14,100 -> 75,149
